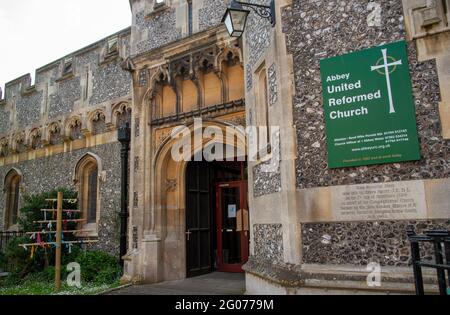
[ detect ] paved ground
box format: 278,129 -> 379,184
107,272 -> 245,295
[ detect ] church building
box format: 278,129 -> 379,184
0,0 -> 449,294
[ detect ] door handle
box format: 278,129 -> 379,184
186,231 -> 192,241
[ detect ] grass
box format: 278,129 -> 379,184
0,278 -> 121,295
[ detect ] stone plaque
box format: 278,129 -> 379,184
332,181 -> 427,221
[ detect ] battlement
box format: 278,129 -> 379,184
0,0 -> 232,150
0,27 -> 131,105
0,27 -> 133,142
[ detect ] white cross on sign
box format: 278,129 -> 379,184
371,48 -> 403,114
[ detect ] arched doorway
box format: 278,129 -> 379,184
185,160 -> 248,277
152,120 -> 248,281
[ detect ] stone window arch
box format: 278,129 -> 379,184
74,153 -> 102,234
3,169 -> 22,230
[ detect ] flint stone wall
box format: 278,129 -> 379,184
302,219 -> 450,267
0,142 -> 122,255
282,0 -> 448,189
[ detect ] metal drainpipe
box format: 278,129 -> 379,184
118,123 -> 131,268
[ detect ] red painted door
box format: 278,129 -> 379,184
216,181 -> 249,273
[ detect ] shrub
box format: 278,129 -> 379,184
61,245 -> 82,266
94,267 -> 121,285
18,188 -> 78,233
39,266 -> 56,282
3,188 -> 78,279
2,188 -> 122,287
0,272 -> 22,286
74,251 -> 121,284
3,236 -> 35,275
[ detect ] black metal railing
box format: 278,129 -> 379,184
0,231 -> 24,253
1,231 -> 24,272
407,229 -> 450,296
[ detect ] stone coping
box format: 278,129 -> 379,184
243,258 -> 440,294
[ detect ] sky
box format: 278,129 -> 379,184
0,0 -> 131,93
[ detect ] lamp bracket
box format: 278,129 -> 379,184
235,0 -> 276,26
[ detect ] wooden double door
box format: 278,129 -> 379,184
186,161 -> 249,277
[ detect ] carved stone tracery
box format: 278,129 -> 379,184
66,116 -> 83,141
29,128 -> 43,150
48,122 -> 62,145
90,110 -> 107,135
144,41 -> 243,122
0,138 -> 9,157
13,132 -> 27,153
114,102 -> 132,128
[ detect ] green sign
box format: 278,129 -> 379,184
320,41 -> 421,169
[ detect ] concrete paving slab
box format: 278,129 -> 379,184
107,272 -> 245,296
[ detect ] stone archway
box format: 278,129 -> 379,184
151,120 -> 247,282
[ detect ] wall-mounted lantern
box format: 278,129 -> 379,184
222,0 -> 276,38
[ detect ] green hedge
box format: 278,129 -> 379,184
74,251 -> 122,284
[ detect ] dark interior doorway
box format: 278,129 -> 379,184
185,160 -> 247,278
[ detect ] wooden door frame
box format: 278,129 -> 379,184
215,180 -> 249,273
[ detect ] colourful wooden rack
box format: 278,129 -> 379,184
18,192 -> 98,291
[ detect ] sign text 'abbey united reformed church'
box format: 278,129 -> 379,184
320,41 -> 421,169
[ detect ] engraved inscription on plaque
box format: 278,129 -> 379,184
332,181 -> 427,221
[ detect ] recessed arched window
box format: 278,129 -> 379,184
75,154 -> 101,227
4,169 -> 21,229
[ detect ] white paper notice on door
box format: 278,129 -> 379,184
228,204 -> 237,218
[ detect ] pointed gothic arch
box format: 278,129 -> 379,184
3,168 -> 22,230
150,120 -> 247,280
73,153 -> 102,234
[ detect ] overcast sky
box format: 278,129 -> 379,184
0,0 -> 131,92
